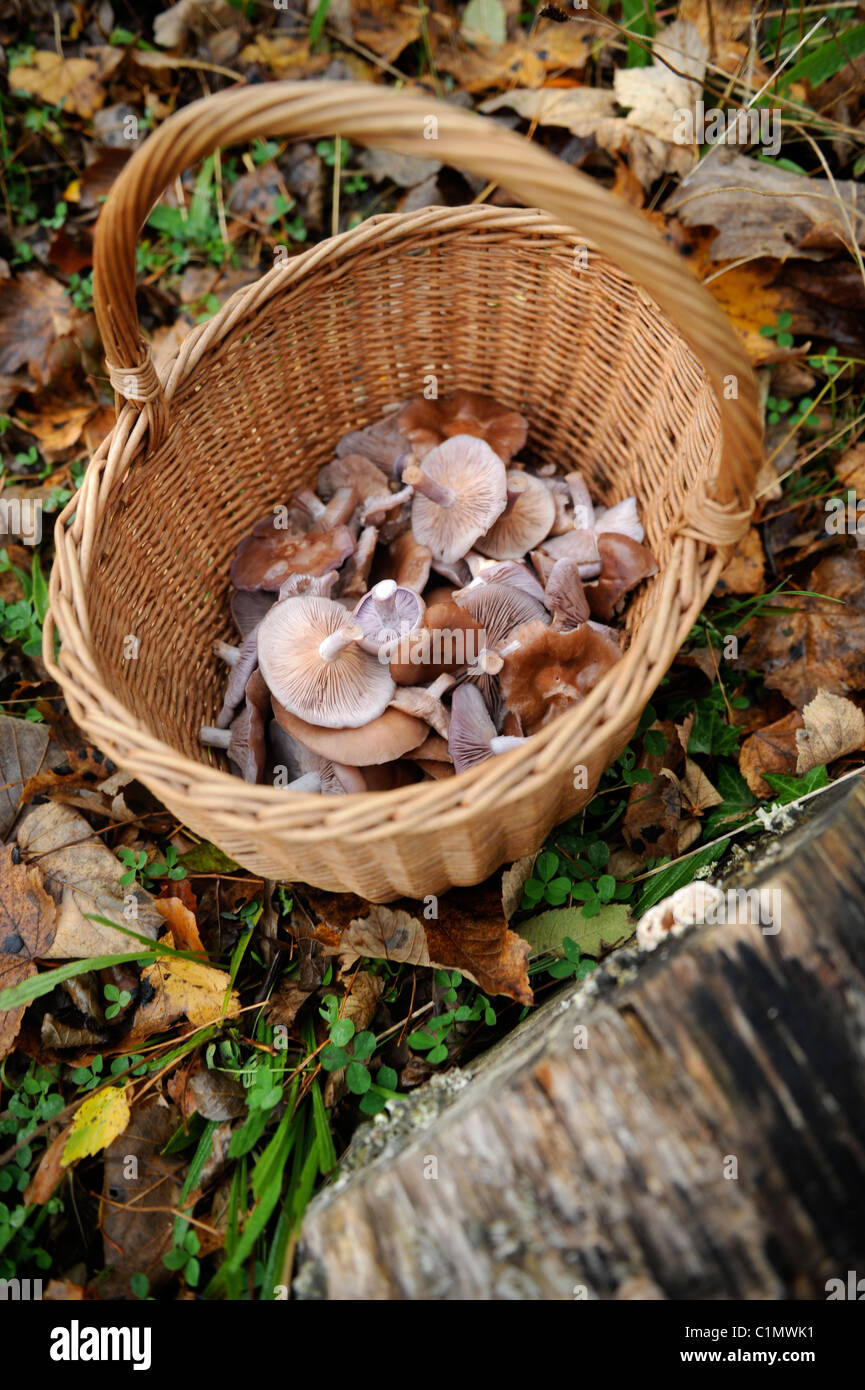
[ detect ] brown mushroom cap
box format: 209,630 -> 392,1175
231,587 -> 276,638
389,600 -> 484,685
379,529 -> 433,593
404,435 -> 507,565
335,409 -> 412,477
257,594 -> 394,728
587,532 -> 658,622
230,519 -> 355,592
544,557 -> 590,632
397,390 -> 528,463
318,453 -> 390,502
271,697 -> 427,765
499,620 -> 622,733
475,470 -> 556,560
389,673 -> 454,738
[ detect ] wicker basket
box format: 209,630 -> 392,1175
46,82 -> 761,902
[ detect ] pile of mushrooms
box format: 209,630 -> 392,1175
200,391 -> 657,794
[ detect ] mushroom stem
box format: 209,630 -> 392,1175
369,579 -> 400,627
403,463 -> 457,510
287,770 -> 323,793
475,648 -> 504,676
501,474 -> 528,517
213,640 -> 241,667
318,622 -> 364,662
200,725 -> 232,748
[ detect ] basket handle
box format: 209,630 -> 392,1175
94,81 -> 761,514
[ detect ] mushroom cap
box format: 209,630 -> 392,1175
336,524 -> 379,599
353,580 -> 425,654
335,409 -> 413,477
257,594 -> 394,728
452,580 -> 548,648
389,673 -> 454,738
499,620 -> 622,733
539,526 -> 601,578
215,630 -> 260,729
389,600 -> 485,685
231,587 -> 276,639
475,470 -> 556,560
594,496 -> 644,543
587,532 -> 658,621
447,683 -> 523,771
318,452 -> 390,502
544,557 -> 590,632
458,558 -> 547,606
230,520 -> 355,592
398,390 -> 528,463
271,697 -> 427,765
406,435 -> 508,565
380,530 -> 433,592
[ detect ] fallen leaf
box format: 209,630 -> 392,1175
154,0 -> 235,48
101,1096 -> 185,1298
155,890 -> 206,956
735,552 -> 865,706
236,35 -> 330,76
0,714 -> 51,839
170,1060 -> 246,1121
323,971 -> 384,1105
303,883 -> 532,1003
501,855 -> 534,920
359,147 -> 442,188
265,977 -> 313,1030
9,53 -> 106,119
16,802 -> 163,958
714,527 -> 766,594
668,150 -> 865,262
128,932 -> 239,1040
0,270 -> 87,389
739,710 -> 803,796
795,690 -> 865,774
62,1086 -> 131,1165
0,955 -> 37,1060
0,843 -> 57,959
461,0 -> 507,45
480,85 -> 618,135
679,757 -> 723,814
25,1128 -> 72,1205
353,1 -> 424,61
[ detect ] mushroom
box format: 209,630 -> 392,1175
389,673 -> 454,738
448,683 -> 526,772
403,435 -> 508,565
231,588 -> 276,639
430,555 -> 472,588
336,525 -> 379,598
406,731 -> 452,764
380,530 -> 432,592
200,669 -> 270,782
389,600 -> 485,685
586,532 -> 658,621
318,453 -> 390,503
266,717 -> 367,795
475,470 -> 556,560
335,410 -> 412,477
271,698 -> 427,765
360,485 -> 413,531
456,559 -> 547,606
452,581 -> 548,648
538,525 -> 601,579
353,579 -> 425,654
397,390 -> 528,463
544,557 -> 590,632
564,472 -> 595,531
213,630 -> 259,729
594,496 -> 644,543
499,620 -> 622,733
278,570 -> 339,600
230,518 -> 355,592
362,762 -> 424,790
257,594 -> 394,728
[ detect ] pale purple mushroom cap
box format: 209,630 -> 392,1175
257,594 -> 394,729
404,435 -> 508,565
448,683 -> 525,772
352,579 -> 425,654
593,496 -> 644,543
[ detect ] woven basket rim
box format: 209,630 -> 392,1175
47,204 -> 736,842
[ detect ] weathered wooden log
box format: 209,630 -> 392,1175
295,777 -> 865,1300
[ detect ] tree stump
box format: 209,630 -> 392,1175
295,777 -> 865,1300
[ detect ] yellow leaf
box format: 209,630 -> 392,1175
64,178 -> 82,203
127,932 -> 239,1041
62,1087 -> 130,1166
10,53 -> 105,120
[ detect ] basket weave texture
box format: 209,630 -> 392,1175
46,83 -> 762,901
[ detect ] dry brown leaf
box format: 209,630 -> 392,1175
9,52 -> 106,118
265,976 -> 314,1030
480,86 -> 617,134
25,1128 -> 72,1206
303,884 -> 532,1003
0,714 -> 51,840
324,971 -> 384,1105
155,888 -> 206,956
795,690 -> 865,774
236,35 -> 330,76
0,954 -> 37,1060
16,802 -> 163,958
735,552 -> 865,707
668,150 -> 865,262
0,270 -> 87,388
679,758 -> 723,814
100,1096 -> 185,1298
714,527 -> 766,595
0,843 -> 57,960
739,711 -> 803,797
353,1 -> 424,61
